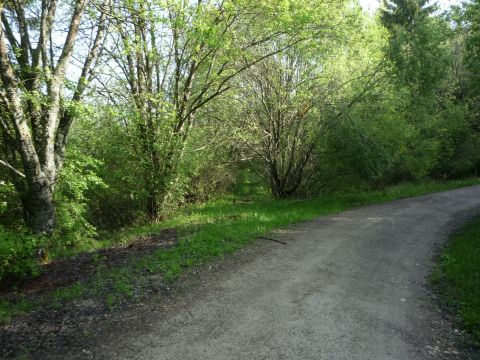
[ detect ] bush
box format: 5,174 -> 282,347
53,148 -> 107,253
0,180 -> 24,229
0,227 -> 39,282
69,110 -> 147,230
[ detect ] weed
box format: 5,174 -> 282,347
0,298 -> 33,325
51,283 -> 85,304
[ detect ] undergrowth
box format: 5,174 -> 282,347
1,178 -> 479,325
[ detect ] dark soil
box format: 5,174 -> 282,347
0,228 -> 178,359
0,242 -> 268,360
0,228 -> 177,295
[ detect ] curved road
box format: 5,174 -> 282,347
94,186 -> 480,360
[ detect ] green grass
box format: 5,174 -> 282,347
50,283 -> 85,306
2,178 -> 479,324
432,215 -> 480,344
110,178 -> 480,252
0,297 -> 34,325
127,178 -> 480,281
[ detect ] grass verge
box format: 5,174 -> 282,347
431,215 -> 480,345
113,178 -> 480,281
1,178 -> 480,325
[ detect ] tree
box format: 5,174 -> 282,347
379,0 -> 455,180
102,0 -> 345,219
0,0 -> 110,234
229,7 -> 387,197
380,0 -> 446,94
381,0 -> 434,30
231,48 -> 323,198
427,0 -> 480,179
465,0 -> 480,102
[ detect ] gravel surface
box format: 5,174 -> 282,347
5,186 -> 480,359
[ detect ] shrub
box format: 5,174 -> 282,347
0,227 -> 39,282
0,180 -> 24,229
53,148 -> 106,253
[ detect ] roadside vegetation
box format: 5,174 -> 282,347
432,215 -> 480,345
1,0 -> 480,341
1,178 -> 479,326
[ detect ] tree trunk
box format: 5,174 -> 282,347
269,164 -> 286,198
146,187 -> 161,221
0,0 -> 107,236
23,177 -> 56,235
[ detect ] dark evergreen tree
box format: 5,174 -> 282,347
380,0 -> 446,94
465,0 -> 480,101
381,0 -> 435,31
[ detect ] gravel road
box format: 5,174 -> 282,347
76,186 -> 480,359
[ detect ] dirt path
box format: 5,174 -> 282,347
20,186 -> 480,359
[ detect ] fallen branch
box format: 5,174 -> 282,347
256,236 -> 287,245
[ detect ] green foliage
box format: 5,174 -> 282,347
72,108 -> 147,229
170,125 -> 237,206
0,180 -> 23,229
53,148 -> 106,254
2,178 -> 478,324
374,0 -> 480,184
320,110 -> 408,188
0,226 -> 39,281
381,0 -> 435,30
465,0 -> 480,100
0,297 -> 33,325
2,1 -> 480,310
430,103 -> 480,178
433,215 -> 480,344
381,0 -> 448,93
230,167 -> 269,199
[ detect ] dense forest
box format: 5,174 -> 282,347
1,0 -> 480,280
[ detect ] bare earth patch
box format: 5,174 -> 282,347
0,228 -> 178,359
1,228 -> 177,295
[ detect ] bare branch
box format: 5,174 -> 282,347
0,159 -> 26,178
53,0 -> 88,79
73,0 -> 111,100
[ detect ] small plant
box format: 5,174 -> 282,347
51,283 -> 85,304
0,298 -> 33,325
105,294 -> 116,310
0,227 -> 40,282
92,253 -> 107,266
